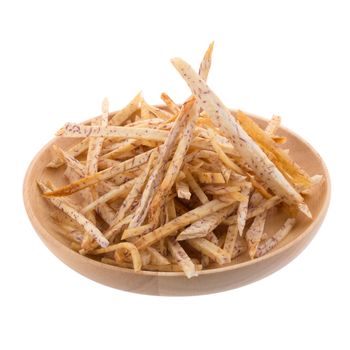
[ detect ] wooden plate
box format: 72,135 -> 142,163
23,113 -> 330,296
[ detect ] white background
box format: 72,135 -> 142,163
1,1 -> 349,349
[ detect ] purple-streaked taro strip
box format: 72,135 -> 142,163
170,57 -> 310,217
37,181 -> 109,248
80,178 -> 137,214
183,166 -> 209,204
113,150 -> 157,225
109,92 -> 142,126
255,218 -> 296,258
43,148 -> 156,197
128,99 -> 195,229
198,41 -> 214,81
236,182 -> 252,236
245,211 -> 267,259
177,204 -> 236,241
47,138 -> 90,168
167,238 -> 197,278
231,236 -> 247,259
86,98 -> 109,176
39,43 -> 324,277
223,224 -> 238,257
224,195 -> 281,225
187,238 -> 231,265
146,42 -> 216,226
56,124 -> 169,141
134,199 -> 233,250
82,98 -> 110,238
53,145 -> 85,177
148,99 -> 198,225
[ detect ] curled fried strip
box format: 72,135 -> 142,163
113,242 -> 142,272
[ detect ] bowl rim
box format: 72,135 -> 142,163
23,111 -> 331,278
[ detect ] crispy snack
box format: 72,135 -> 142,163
171,57 -> 310,214
98,159 -> 120,170
166,199 -> 177,221
44,148 -> 156,196
128,100 -> 195,229
265,115 -> 281,136
134,199 -> 233,250
147,98 -> 198,226
121,224 -> 154,240
114,150 -> 157,224
300,174 -> 324,195
101,139 -> 139,160
47,138 -> 90,168
109,92 -> 142,125
224,195 -> 281,225
204,185 -> 242,196
96,203 -> 116,226
176,180 -> 191,200
141,100 -> 173,120
160,93 -> 180,114
231,236 -> 248,259
223,224 -> 238,257
81,178 -> 137,214
198,41 -> 214,81
235,111 -> 312,189
105,214 -> 132,243
144,43 -> 214,227
245,211 -> 267,259
249,191 -> 264,208
187,238 -> 230,265
113,242 -> 142,272
53,145 -> 86,176
237,182 -> 252,236
38,181 -> 109,247
196,172 -> 226,184
147,246 -> 171,265
56,124 -> 168,140
255,218 -> 296,258
207,128 -> 243,174
167,238 -> 197,278
86,98 -> 109,175
38,43 -> 320,278
82,99 -> 110,244
183,166 -> 209,204
177,205 -> 235,241
206,231 -> 219,245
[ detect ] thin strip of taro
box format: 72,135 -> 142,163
171,57 -> 307,211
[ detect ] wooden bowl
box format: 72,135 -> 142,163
23,113 -> 330,296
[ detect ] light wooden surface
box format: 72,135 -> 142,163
23,112 -> 330,296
